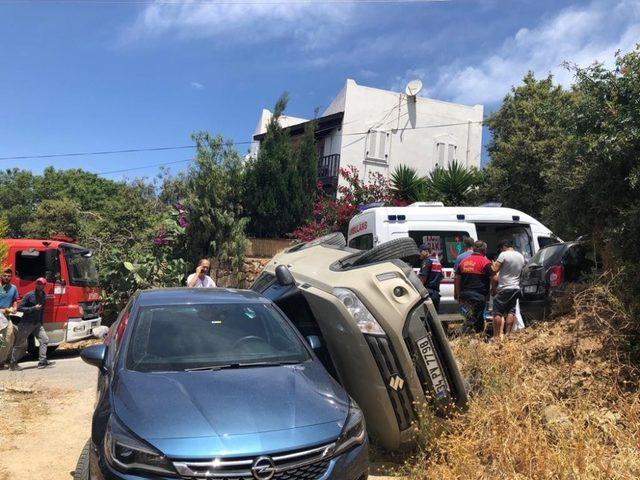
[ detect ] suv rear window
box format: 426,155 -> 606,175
408,231 -> 471,268
530,244 -> 566,266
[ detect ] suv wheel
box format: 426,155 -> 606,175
351,237 -> 419,267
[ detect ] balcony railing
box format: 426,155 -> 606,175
318,154 -> 340,181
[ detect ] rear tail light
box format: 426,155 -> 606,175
549,264 -> 564,287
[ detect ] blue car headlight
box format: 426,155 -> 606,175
104,415 -> 176,476
333,400 -> 366,456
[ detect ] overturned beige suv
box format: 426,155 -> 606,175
251,234 -> 468,450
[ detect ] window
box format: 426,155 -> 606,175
251,272 -> 275,293
537,236 -> 557,249
366,130 -> 389,161
436,142 -> 446,165
15,250 -> 47,280
126,303 -> 309,372
448,145 -> 457,164
434,139 -> 457,166
408,231 -> 471,268
349,233 -> 374,251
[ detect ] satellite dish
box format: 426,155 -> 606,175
405,79 -> 423,97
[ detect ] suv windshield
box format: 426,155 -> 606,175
126,303 -> 309,372
63,248 -> 99,287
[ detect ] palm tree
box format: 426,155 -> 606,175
390,165 -> 429,203
425,161 -> 481,206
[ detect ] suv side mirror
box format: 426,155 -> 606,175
81,344 -> 107,370
275,265 -> 295,287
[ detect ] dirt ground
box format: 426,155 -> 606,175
0,382 -> 93,480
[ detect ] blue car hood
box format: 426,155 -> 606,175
112,362 -> 349,458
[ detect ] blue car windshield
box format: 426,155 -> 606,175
126,303 -> 310,372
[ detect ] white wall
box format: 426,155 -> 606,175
248,109 -> 309,159
334,79 -> 483,188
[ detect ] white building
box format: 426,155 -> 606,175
251,78 -> 483,195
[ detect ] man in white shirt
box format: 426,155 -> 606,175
491,239 -> 525,340
186,259 -> 217,288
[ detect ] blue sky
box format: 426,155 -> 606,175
0,0 -> 638,179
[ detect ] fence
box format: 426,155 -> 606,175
247,238 -> 299,258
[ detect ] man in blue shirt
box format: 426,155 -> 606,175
0,268 -> 19,368
9,277 -> 55,370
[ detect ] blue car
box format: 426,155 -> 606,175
76,288 -> 368,480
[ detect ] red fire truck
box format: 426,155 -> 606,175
1,238 -> 102,350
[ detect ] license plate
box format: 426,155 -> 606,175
416,336 -> 449,398
524,285 -> 538,293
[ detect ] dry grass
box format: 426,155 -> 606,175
404,282 -> 640,479
57,337 -> 103,352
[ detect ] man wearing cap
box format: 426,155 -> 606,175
455,241 -> 495,334
418,244 -> 443,312
9,277 -> 54,370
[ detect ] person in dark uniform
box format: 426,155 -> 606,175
418,244 -> 443,312
9,277 -> 55,371
454,241 -> 495,334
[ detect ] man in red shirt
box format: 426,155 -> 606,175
454,241 -> 495,334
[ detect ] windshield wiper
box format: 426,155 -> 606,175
184,364 -> 234,372
184,361 -> 302,372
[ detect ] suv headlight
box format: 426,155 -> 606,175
332,288 -> 385,336
104,415 -> 176,476
333,400 -> 366,455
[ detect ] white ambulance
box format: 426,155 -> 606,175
346,202 -> 558,313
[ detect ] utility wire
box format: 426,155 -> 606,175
0,142 -> 253,162
0,120 -> 482,162
94,157 -> 193,175
92,119 -> 484,176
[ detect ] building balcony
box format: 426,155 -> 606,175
318,154 -> 340,185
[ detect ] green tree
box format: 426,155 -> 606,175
290,120 -> 319,226
0,169 -> 38,236
0,216 -> 9,268
245,94 -> 316,238
23,198 -> 83,240
178,132 -> 249,277
390,164 -> 429,203
245,94 -> 292,237
424,161 -> 481,206
484,73 -> 573,217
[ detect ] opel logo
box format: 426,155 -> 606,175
251,456 -> 276,480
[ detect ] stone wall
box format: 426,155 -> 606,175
212,257 -> 271,289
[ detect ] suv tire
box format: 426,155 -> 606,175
73,439 -> 90,480
308,232 -> 346,248
288,232 -> 346,253
351,237 -> 419,267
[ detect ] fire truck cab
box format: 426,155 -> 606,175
2,238 -> 102,349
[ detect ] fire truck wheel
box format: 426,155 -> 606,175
73,439 -> 90,480
351,237 -> 419,267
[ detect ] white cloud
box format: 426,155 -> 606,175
404,0 -> 640,105
190,81 -> 204,89
121,0 -> 353,47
